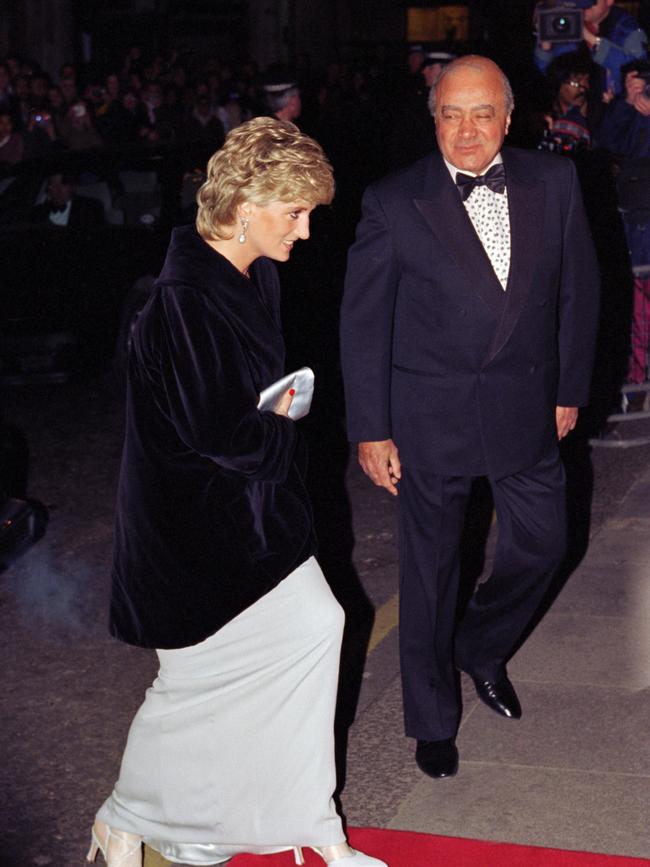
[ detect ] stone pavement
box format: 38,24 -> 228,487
1,382 -> 649,865
340,419 -> 650,863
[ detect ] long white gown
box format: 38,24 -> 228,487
97,556 -> 346,865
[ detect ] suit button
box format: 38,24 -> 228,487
530,365 -> 537,373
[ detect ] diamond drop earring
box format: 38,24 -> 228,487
238,217 -> 249,244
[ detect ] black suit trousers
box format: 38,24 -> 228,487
398,447 -> 566,741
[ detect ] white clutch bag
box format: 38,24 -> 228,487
257,366 -> 315,420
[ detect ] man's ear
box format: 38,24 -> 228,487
505,113 -> 512,135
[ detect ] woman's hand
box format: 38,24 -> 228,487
273,388 -> 295,418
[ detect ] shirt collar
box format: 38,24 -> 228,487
48,199 -> 72,226
444,152 -> 503,181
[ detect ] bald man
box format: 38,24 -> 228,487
341,57 -> 599,778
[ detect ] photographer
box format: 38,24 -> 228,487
535,1 -> 647,96
540,50 -> 601,152
23,107 -> 59,158
598,63 -> 650,406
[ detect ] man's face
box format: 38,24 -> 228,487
14,77 -> 29,99
408,52 -> 424,75
60,78 -> 77,102
48,175 -> 73,207
106,74 -> 120,98
559,73 -> 589,110
287,92 -> 302,120
31,77 -> 47,98
422,63 -> 444,89
435,62 -> 511,173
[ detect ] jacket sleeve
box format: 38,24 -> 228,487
149,284 -> 298,482
340,184 -> 400,443
596,98 -> 644,157
593,23 -> 647,94
556,159 -> 600,407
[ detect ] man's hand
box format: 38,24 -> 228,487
581,24 -> 599,47
556,406 -> 578,440
358,439 -> 402,496
625,71 -> 645,105
624,71 -> 650,117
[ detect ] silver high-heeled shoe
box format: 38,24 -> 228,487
293,842 -> 388,866
86,819 -> 143,867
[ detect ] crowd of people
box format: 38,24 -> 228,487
0,43 -> 390,172
0,46 -> 257,162
2,5 -> 649,866
1,0 -> 649,401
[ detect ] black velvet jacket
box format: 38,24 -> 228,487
108,225 -> 316,649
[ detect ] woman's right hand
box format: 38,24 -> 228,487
273,388 -> 295,418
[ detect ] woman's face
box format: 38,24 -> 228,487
244,200 -> 314,262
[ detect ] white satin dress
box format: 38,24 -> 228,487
97,556 -> 347,865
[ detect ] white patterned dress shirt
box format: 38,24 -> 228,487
445,156 -> 511,290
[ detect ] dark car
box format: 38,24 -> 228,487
0,142 -> 211,385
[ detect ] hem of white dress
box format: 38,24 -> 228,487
145,837 -> 347,865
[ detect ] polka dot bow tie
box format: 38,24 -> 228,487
455,164 -> 506,201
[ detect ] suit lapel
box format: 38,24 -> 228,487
485,149 -> 545,364
414,155 -> 506,315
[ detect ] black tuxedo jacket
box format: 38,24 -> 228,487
31,195 -> 105,227
340,147 -> 600,480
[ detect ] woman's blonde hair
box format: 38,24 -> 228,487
196,116 -> 335,241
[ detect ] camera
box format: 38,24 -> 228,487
537,0 -> 595,45
538,125 -> 588,156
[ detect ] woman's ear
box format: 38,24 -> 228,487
238,201 -> 253,219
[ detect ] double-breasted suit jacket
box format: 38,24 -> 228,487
340,146 -> 599,479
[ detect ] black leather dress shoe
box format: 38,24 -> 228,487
473,674 -> 522,719
415,738 -> 459,778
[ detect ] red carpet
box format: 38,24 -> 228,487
229,827 -> 649,866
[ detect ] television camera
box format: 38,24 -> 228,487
536,0 -> 596,45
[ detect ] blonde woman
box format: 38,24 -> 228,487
88,118 -> 387,867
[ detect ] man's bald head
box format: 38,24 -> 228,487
429,56 -> 515,117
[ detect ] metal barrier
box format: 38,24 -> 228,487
590,264 -> 650,447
